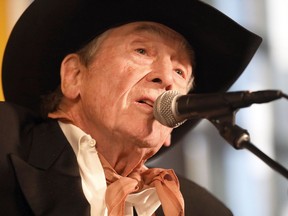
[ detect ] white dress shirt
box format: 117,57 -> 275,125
59,122 -> 161,216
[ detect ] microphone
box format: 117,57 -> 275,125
153,90 -> 283,128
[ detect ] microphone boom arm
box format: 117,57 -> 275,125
209,111 -> 288,180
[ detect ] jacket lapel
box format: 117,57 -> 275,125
10,120 -> 90,215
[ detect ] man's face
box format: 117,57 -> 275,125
78,22 -> 193,150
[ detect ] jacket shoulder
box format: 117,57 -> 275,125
178,175 -> 233,216
0,102 -> 42,154
155,175 -> 233,216
0,101 -> 40,125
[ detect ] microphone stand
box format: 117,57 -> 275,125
209,112 -> 288,180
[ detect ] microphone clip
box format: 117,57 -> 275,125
208,111 -> 250,149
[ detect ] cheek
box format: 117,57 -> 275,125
106,64 -> 146,98
79,72 -> 109,114
81,57 -> 149,116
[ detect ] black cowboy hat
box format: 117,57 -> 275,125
2,0 -> 262,150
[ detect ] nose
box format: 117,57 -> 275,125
146,58 -> 174,90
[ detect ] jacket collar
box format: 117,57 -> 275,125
27,119 -> 78,173
10,119 -> 90,215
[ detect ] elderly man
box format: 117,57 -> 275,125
0,0 -> 261,215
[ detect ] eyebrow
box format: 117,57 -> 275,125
132,23 -> 196,90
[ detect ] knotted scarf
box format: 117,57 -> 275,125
98,154 -> 184,216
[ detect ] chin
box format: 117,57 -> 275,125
136,136 -> 165,150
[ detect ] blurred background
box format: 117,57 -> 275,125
1,0 -> 288,215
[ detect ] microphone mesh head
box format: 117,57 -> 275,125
153,90 -> 186,128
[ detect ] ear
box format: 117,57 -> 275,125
60,54 -> 84,99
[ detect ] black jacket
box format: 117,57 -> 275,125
0,102 -> 232,215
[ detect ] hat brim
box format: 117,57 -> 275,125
2,0 -> 262,154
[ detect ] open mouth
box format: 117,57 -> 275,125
138,99 -> 154,108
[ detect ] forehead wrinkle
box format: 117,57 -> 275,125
131,23 -> 195,90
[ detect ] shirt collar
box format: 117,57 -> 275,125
58,121 -> 95,155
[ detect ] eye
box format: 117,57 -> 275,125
175,69 -> 185,78
135,48 -> 147,55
